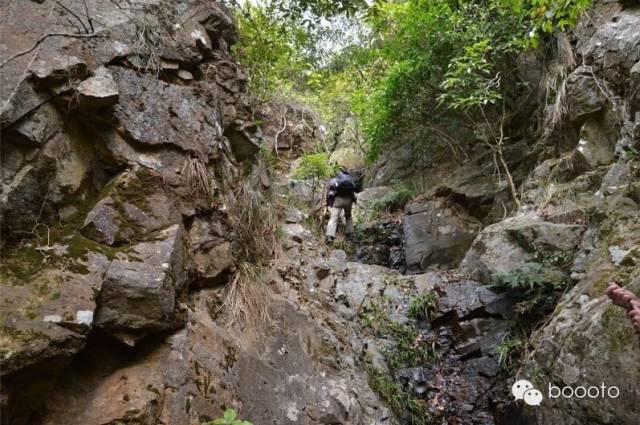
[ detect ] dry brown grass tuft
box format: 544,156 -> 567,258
222,177 -> 282,334
221,262 -> 271,336
229,179 -> 281,265
540,62 -> 569,140
182,155 -> 215,203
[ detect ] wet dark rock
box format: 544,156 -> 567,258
464,356 -> 501,378
455,318 -> 510,356
395,367 -> 429,396
352,220 -> 404,269
437,281 -> 516,321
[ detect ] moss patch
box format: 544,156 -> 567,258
601,305 -> 635,353
0,325 -> 48,353
114,168 -> 165,212
1,229 -> 122,286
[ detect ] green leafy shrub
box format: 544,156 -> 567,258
205,409 -> 252,425
528,0 -> 593,47
622,146 -> 639,162
371,182 -> 416,213
293,152 -> 338,205
407,291 -> 439,321
293,152 -> 336,180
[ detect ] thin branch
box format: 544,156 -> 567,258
0,32 -> 105,69
53,0 -> 89,34
273,108 -> 288,158
82,0 -> 95,33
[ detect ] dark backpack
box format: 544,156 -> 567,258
334,172 -> 356,196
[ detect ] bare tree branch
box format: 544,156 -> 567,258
82,0 -> 95,33
53,0 -> 89,33
274,108 -> 288,158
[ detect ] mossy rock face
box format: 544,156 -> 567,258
80,169 -> 178,246
0,221 -> 118,376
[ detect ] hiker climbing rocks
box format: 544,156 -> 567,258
325,168 -> 357,244
606,282 -> 640,333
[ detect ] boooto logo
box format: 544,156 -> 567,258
512,379 -> 543,406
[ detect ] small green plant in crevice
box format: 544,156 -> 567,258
359,298 -> 439,369
407,292 -> 439,321
622,145 -> 639,162
494,334 -> 524,372
491,262 -> 567,293
534,249 -> 573,272
367,368 -> 431,425
204,409 -> 253,425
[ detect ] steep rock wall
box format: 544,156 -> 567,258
0,0 -> 255,423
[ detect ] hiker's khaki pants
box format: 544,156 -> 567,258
326,196 -> 353,238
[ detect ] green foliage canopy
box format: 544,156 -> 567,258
228,0 -> 594,161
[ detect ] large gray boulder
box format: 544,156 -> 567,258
460,215 -> 585,283
94,225 -> 187,344
565,66 -> 607,125
187,216 -> 234,286
40,287 -> 390,425
0,233 -> 112,425
111,67 -> 223,153
404,198 -> 481,273
581,7 -> 640,84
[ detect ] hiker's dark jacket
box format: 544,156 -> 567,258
327,171 -> 357,207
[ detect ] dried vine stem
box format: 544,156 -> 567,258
0,32 -> 105,70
